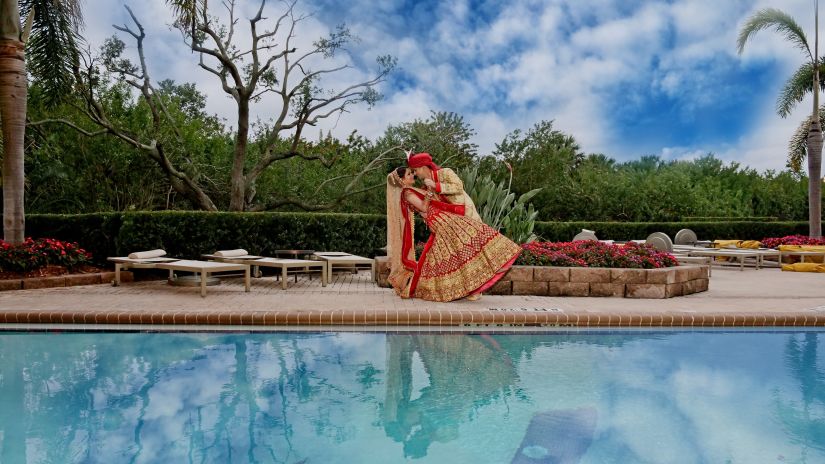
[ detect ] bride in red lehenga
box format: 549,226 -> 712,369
386,167 -> 521,302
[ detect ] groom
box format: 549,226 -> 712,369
407,152 -> 481,222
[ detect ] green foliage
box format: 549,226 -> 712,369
0,238 -> 91,273
376,111 -> 478,170
459,164 -> 540,244
683,216 -> 778,222
21,212 -> 388,265
533,221 -> 809,243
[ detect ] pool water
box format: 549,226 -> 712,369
0,330 -> 823,463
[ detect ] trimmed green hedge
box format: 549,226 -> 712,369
682,216 -> 779,222
534,221 -> 809,242
22,212 -> 387,265
9,213 -> 812,266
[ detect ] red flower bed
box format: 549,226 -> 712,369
0,238 -> 92,273
518,241 -> 678,269
760,235 -> 825,249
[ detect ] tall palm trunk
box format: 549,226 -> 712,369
0,2 -> 26,244
810,1 -> 823,238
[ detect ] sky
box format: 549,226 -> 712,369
81,0 -> 822,172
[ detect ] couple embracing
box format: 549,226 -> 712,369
386,152 -> 522,302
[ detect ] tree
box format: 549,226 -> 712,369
738,5 -> 823,237
34,1 -> 397,212
0,0 -> 82,243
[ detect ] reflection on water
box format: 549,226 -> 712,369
0,331 -> 823,463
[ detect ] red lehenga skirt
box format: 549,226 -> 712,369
410,200 -> 522,302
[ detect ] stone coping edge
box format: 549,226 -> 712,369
1,309 -> 822,327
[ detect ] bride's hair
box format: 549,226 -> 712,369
389,166 -> 408,187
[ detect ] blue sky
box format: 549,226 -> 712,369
83,0 -> 819,172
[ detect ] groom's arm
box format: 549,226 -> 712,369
434,168 -> 464,195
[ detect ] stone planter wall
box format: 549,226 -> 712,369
0,271 -> 133,292
374,257 -> 709,299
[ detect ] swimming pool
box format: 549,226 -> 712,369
0,330 -> 823,463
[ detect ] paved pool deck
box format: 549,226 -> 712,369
0,267 -> 823,329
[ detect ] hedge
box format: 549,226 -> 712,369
19,212 -> 387,265
682,216 -> 779,222
534,221 -> 809,242
4,213 -> 812,266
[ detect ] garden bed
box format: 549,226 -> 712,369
489,264 -> 708,298
374,259 -> 709,299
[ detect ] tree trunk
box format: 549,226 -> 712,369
0,38 -> 26,244
229,98 -> 249,211
808,122 -> 823,238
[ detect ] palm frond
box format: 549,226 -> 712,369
737,8 -> 811,59
19,0 -> 85,106
788,105 -> 825,172
777,60 -> 825,118
166,0 -> 205,35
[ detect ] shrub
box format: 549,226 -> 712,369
0,238 -> 92,273
533,221 -> 808,243
517,241 -> 678,269
760,235 -> 825,249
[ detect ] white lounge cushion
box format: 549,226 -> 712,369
127,249 -> 167,259
215,249 -> 249,257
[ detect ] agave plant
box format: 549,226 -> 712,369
458,164 -> 541,244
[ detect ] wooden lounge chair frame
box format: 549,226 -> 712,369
203,254 -> 327,290
107,257 -> 251,297
312,253 -> 375,285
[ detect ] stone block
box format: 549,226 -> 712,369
548,282 -> 590,297
513,281 -> 548,295
0,280 -> 22,291
674,266 -> 693,283
610,269 -> 647,284
666,283 -> 684,298
646,268 -> 677,284
589,283 -> 625,297
570,267 -> 611,283
65,274 -> 102,286
683,278 -> 709,295
626,283 -> 667,299
487,280 -> 512,295
534,267 -> 570,282
374,256 -> 390,274
22,276 -> 66,290
684,265 -> 705,280
504,266 -> 534,282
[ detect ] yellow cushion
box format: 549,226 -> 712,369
713,239 -> 742,249
738,240 -> 761,249
778,245 -> 825,252
782,262 -> 825,272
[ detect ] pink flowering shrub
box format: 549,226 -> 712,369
0,238 -> 92,273
760,235 -> 825,249
518,241 -> 678,269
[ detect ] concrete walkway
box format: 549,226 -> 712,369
0,267 -> 824,328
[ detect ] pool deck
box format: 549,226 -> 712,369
0,267 -> 823,329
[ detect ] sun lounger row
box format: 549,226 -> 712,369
108,249 -> 375,296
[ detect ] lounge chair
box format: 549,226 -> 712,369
645,232 -> 673,252
203,249 -> 327,290
108,249 -> 251,297
674,228 -> 713,247
312,252 -> 375,285
572,229 -> 598,241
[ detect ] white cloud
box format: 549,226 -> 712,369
77,0 -> 824,172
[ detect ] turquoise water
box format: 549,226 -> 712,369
0,330 -> 824,463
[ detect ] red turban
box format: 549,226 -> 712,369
407,152 -> 440,171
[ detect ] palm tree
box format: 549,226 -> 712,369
0,0 -> 83,244
738,4 -> 823,238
